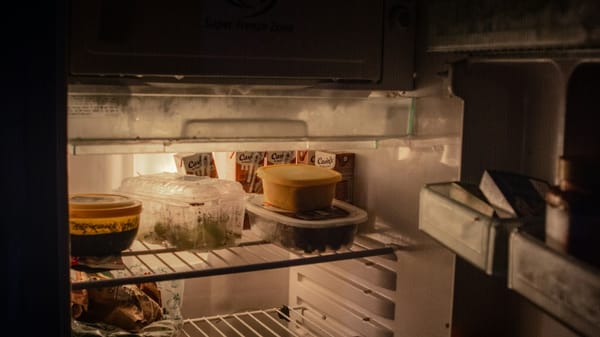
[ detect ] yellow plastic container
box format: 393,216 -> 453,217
69,193 -> 142,256
256,164 -> 342,211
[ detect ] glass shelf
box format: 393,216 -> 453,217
71,231 -> 400,291
67,135 -> 462,156
67,138 -> 382,155
508,226 -> 600,337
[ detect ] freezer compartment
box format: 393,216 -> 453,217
69,1 -> 388,83
115,172 -> 246,249
67,85 -> 414,155
508,226 -> 600,337
419,182 -> 542,276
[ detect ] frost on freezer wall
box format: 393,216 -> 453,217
67,92 -> 413,141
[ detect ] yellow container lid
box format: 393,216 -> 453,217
69,193 -> 142,218
256,164 -> 342,187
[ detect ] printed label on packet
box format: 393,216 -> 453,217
235,152 -> 265,193
296,150 -> 315,165
315,151 -> 355,203
315,152 -> 337,169
174,153 -> 218,177
315,151 -> 355,175
266,151 -> 296,165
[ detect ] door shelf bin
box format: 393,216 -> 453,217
418,182 -> 541,276
508,228 -> 600,337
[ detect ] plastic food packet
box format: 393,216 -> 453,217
218,152 -> 266,193
174,152 -> 218,178
71,267 -> 184,337
71,254 -> 126,271
72,272 -> 162,332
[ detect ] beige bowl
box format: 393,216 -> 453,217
69,193 -> 142,256
256,164 -> 342,211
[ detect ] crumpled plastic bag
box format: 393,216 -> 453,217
71,269 -> 183,337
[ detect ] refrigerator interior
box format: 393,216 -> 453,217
65,58 -> 600,337
66,8 -> 599,337
6,1 -> 600,337
65,7 -> 465,333
66,63 -> 463,336
68,147 -> 460,336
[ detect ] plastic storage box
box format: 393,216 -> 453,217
116,172 -> 246,250
256,164 -> 342,211
245,194 -> 367,254
419,182 -> 541,276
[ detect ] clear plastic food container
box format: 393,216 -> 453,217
245,194 -> 367,254
116,172 -> 246,250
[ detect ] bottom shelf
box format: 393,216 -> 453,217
72,306 -> 331,337
182,306 -> 328,337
